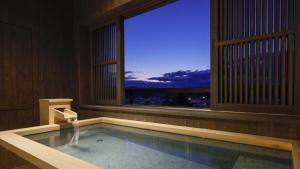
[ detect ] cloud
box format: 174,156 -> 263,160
125,71 -> 138,80
125,69 -> 210,88
148,69 -> 210,82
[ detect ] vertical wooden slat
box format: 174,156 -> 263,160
245,0 -> 249,104
295,0 -> 300,113
234,0 -> 238,103
250,0 -> 255,104
100,28 -> 103,100
108,26 -> 110,100
256,0 -> 261,104
97,30 -> 99,101
261,0 -> 267,104
113,25 -> 116,99
229,0 -> 233,103
94,31 -> 97,101
224,0 -> 228,103
219,0 -> 223,103
103,28 -> 106,100
288,0 -> 294,106
281,0 -> 287,105
106,27 -> 109,100
108,26 -> 111,100
239,0 -> 244,104
106,32 -> 109,99
96,30 -> 100,101
100,30 -> 103,100
268,0 -> 273,104
219,48 -> 223,103
99,29 -> 102,100
110,26 -> 113,100
274,0 -> 279,104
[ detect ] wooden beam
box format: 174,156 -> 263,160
295,0 -> 300,113
292,142 -> 300,169
116,17 -> 125,106
210,0 -> 219,109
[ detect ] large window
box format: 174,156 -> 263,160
124,0 -> 210,108
89,0 -> 299,114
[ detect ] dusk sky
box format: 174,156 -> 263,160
124,0 -> 210,88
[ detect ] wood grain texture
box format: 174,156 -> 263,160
293,142 -> 300,169
0,23 -> 33,110
0,0 -> 75,131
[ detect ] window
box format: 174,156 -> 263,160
90,0 -> 300,114
124,0 -> 210,108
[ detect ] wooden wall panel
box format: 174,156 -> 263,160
0,0 -> 75,131
37,0 -> 75,100
0,23 -> 33,110
78,26 -> 92,105
0,110 -> 34,131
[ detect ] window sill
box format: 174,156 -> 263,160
79,105 -> 300,123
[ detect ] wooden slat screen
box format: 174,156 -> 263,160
215,0 -> 296,111
92,24 -> 118,104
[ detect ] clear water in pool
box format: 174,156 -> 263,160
27,124 -> 293,169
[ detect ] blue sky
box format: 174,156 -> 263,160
124,0 -> 210,87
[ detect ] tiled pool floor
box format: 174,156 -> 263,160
27,124 -> 292,169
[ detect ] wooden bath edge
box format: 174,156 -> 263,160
0,117 -> 299,169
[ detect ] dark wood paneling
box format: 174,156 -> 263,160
0,23 -> 33,110
0,0 -> 37,30
0,110 -> 34,130
0,0 -> 75,131
78,26 -> 92,105
37,0 -> 75,100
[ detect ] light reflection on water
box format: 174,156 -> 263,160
27,124 -> 293,169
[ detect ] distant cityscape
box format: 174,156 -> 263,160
125,70 -> 210,108
125,91 -> 210,108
